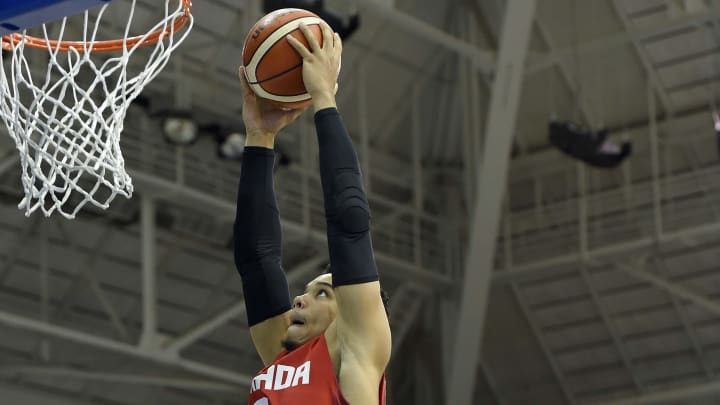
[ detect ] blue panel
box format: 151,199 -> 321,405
0,0 -> 113,36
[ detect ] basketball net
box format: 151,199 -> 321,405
0,0 -> 193,219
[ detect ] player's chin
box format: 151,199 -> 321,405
282,335 -> 303,351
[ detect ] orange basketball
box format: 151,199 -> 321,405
242,8 -> 325,109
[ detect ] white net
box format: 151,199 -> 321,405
0,0 -> 193,219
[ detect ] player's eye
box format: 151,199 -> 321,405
317,289 -> 329,297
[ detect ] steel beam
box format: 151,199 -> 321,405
445,2 -> 537,404
580,265 -> 644,391
0,309 -> 254,386
411,84 -> 423,267
685,145 -> 720,221
654,258 -> 713,378
130,171 -> 453,287
611,0 -> 675,115
459,10 -> 481,212
389,283 -> 425,358
194,265 -> 236,320
369,50 -> 452,148
533,16 -> 597,126
578,165 -> 642,392
164,193 -> 428,354
459,47 -> 474,206
163,255 -> 327,354
527,8 -> 720,75
440,192 -> 461,388
493,220 -> 720,284
616,261 -> 720,317
587,377 -> 720,405
355,0 -> 495,72
52,223 -> 130,342
0,381 -> 94,405
0,366 -> 239,392
512,284 -> 575,404
647,77 -> 664,240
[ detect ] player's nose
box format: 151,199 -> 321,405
292,295 -> 307,309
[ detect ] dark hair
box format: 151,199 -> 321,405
323,265 -> 390,320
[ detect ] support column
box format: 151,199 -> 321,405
445,2 -> 537,404
140,195 -> 157,349
648,77 -> 663,240
441,190 -> 462,387
39,220 -> 50,362
411,85 -> 423,267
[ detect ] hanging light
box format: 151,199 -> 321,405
161,111 -> 198,145
548,119 -> 632,169
218,132 -> 247,161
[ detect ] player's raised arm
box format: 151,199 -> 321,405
233,67 -> 306,365
288,23 -> 392,376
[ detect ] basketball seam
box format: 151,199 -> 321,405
244,13 -> 311,63
248,62 -> 302,85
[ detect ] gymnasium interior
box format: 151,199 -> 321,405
1,0 -> 720,404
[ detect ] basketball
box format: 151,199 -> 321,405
242,8 -> 325,109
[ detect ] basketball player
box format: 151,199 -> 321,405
234,22 -> 390,405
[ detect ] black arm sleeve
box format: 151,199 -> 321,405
315,108 -> 379,286
234,147 -> 291,327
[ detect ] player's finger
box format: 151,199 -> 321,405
286,34 -> 313,59
334,33 -> 342,51
238,66 -> 253,98
321,22 -> 332,50
335,54 -> 342,79
298,23 -> 321,53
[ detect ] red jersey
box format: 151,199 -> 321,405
248,334 -> 386,405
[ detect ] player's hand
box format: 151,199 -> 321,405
286,22 -> 341,112
238,66 -> 307,146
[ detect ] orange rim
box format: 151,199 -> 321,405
1,0 -> 192,53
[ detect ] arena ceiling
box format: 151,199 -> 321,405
1,0 -> 720,404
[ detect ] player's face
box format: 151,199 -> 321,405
285,273 -> 337,347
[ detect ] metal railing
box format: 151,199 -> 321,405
119,112 -> 449,277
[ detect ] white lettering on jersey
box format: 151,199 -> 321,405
291,361 -> 310,386
251,361 -> 312,392
274,365 -> 295,390
252,365 -> 275,391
